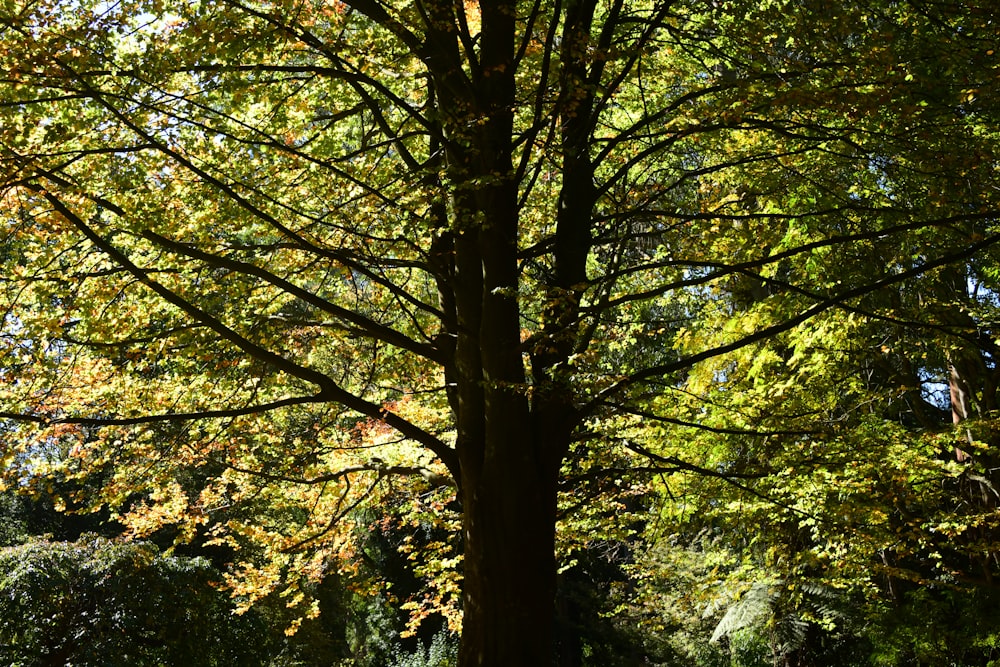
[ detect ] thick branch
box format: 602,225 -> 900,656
142,230 -> 443,364
24,186 -> 460,476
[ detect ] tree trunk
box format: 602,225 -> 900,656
427,0 -> 589,659
451,194 -> 565,664
949,358 -> 974,461
458,435 -> 560,666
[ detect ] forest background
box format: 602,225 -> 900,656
1,0 -> 999,664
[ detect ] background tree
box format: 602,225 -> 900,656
0,536 -> 274,667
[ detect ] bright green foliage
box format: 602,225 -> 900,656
389,631 -> 458,667
603,1 -> 1000,663
635,35 -> 1000,666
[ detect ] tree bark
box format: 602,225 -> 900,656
458,430 -> 561,666
949,358 -> 974,461
423,0 -> 590,660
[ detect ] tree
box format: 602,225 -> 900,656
1,0 -> 998,663
0,535 -> 274,666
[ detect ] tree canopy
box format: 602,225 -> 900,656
1,0 -> 998,663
